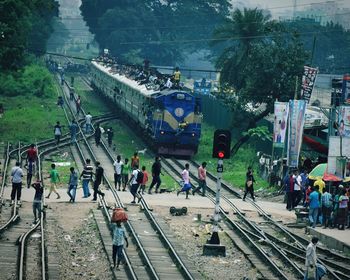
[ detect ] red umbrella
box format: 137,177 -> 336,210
323,173 -> 342,182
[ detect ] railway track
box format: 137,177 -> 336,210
59,75 -> 200,279
61,69 -> 304,279
61,68 -> 350,280
186,160 -> 350,280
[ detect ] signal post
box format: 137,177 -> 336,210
203,130 -> 231,257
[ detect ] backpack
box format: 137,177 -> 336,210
136,170 -> 144,184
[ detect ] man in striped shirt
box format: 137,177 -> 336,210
80,158 -> 93,198
321,187 -> 333,228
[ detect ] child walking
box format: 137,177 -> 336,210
31,180 -> 43,224
110,221 -> 129,270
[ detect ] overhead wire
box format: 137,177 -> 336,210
58,0 -> 347,20
31,49 -> 350,74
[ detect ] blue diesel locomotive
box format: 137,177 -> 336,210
90,60 -> 202,156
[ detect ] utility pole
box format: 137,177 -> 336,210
293,0 -> 297,19
203,130 -> 231,257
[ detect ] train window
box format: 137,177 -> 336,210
186,96 -> 192,101
176,93 -> 185,100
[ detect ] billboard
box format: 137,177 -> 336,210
300,66 -> 318,104
287,100 -> 307,167
337,106 -> 350,137
273,102 -> 289,147
343,74 -> 350,104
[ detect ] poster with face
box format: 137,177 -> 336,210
287,100 -> 307,168
300,66 -> 318,104
273,102 -> 289,147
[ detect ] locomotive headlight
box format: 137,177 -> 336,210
161,131 -> 164,135
191,133 -> 195,137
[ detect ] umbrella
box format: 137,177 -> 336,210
308,163 -> 327,180
323,173 -> 342,182
308,163 -> 342,182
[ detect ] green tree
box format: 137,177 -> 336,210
212,8 -> 308,156
80,0 -> 231,65
0,0 -> 58,70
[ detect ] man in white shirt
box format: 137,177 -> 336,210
113,155 -> 123,191
11,161 -> 24,205
85,112 -> 92,134
127,164 -> 141,204
304,237 -> 318,280
177,163 -> 191,199
293,170 -> 302,208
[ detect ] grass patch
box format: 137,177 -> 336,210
68,75 -> 110,116
194,123 -> 270,191
43,151 -> 78,189
0,81 -> 67,143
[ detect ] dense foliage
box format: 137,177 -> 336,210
283,18 -> 350,74
0,0 -> 58,70
212,8 -> 309,155
0,63 -> 56,97
80,0 -> 231,65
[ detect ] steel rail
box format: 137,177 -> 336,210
162,157 -> 294,280
58,82 -> 139,280
190,159 -> 348,280
0,142 -> 21,233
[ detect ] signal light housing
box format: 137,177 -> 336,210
212,129 -> 231,159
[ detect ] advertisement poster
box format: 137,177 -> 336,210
337,106 -> 350,137
300,66 -> 318,104
273,102 -> 289,147
287,100 -> 307,167
343,74 -> 350,104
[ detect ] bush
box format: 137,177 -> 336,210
0,63 -> 55,97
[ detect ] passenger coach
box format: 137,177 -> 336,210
90,60 -> 202,156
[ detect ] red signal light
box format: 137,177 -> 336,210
218,151 -> 225,158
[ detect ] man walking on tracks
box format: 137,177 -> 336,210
76,95 -> 82,116
80,159 -> 93,198
177,163 -> 191,199
92,161 -> 105,201
54,121 -> 62,146
46,163 -> 61,199
192,162 -> 207,196
107,127 -> 114,147
128,164 -> 143,204
121,158 -> 130,192
242,167 -> 256,202
95,123 -> 102,146
10,161 -> 24,206
67,167 -> 78,202
27,144 -> 37,164
85,112 -> 92,134
69,119 -> 79,144
113,155 -> 123,191
148,156 -> 162,194
31,180 -> 43,223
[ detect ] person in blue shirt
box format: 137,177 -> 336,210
110,221 -> 128,270
309,186 -> 320,228
67,167 -> 78,203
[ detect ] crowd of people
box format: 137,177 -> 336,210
283,169 -> 350,230
96,55 -> 182,91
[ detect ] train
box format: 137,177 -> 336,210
89,59 -> 202,156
